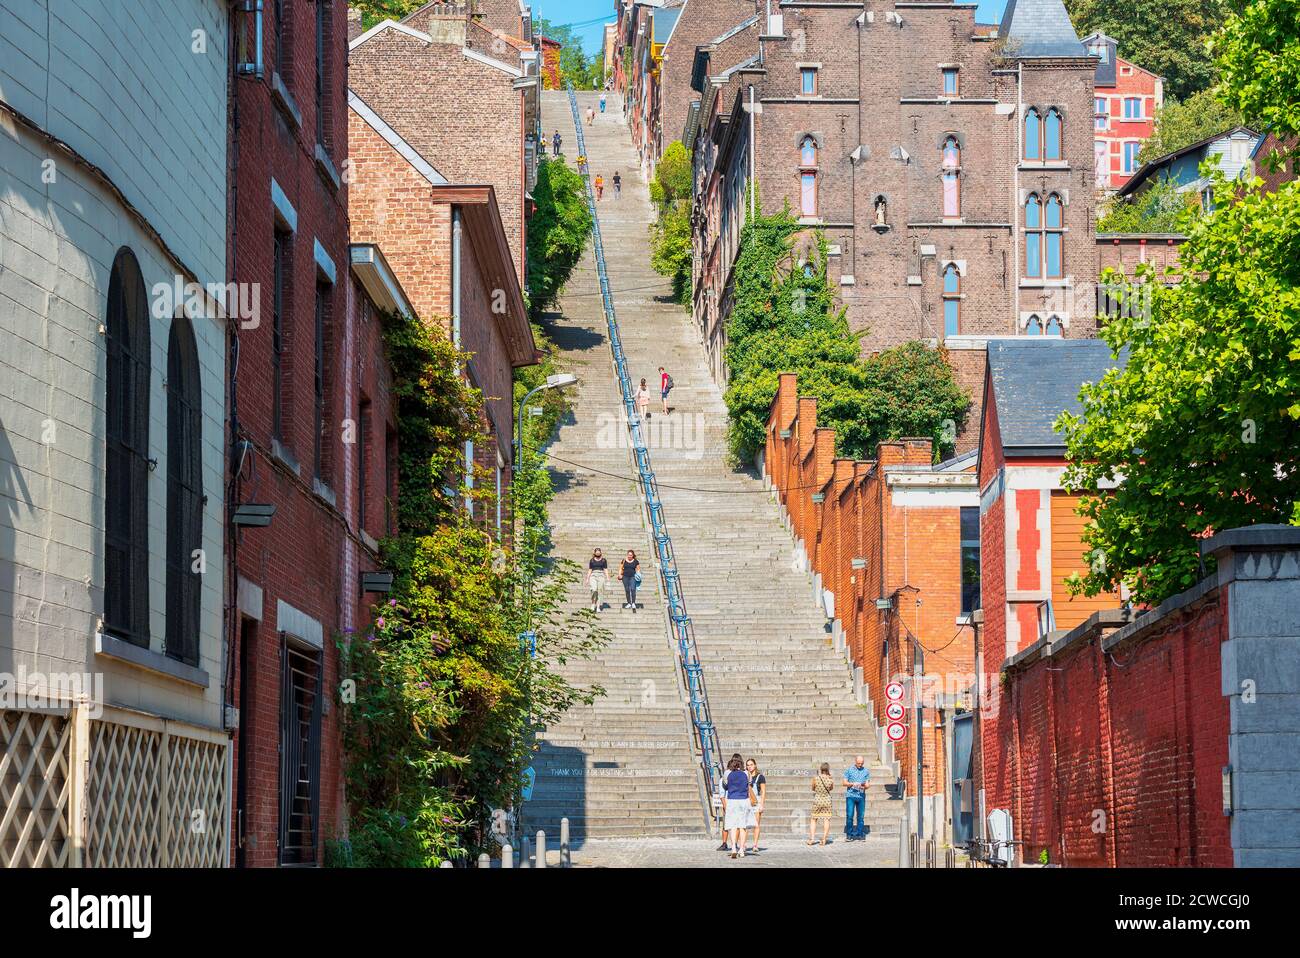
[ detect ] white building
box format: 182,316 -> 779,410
1,0 -> 230,866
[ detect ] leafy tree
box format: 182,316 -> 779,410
1065,0 -> 1230,100
723,208 -> 969,464
526,157 -> 592,315
350,0 -> 424,28
649,142 -> 694,304
1097,175 -> 1201,233
1060,0 -> 1300,606
1139,89 -> 1245,164
534,16 -> 603,89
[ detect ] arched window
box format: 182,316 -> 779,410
1024,192 -> 1042,278
1045,193 -> 1064,278
1024,108 -> 1041,161
104,247 -> 151,647
1025,315 -> 1043,335
166,316 -> 203,666
799,136 -> 818,217
1045,315 -> 1063,336
942,263 -> 961,337
942,136 -> 961,218
1044,109 -> 1063,161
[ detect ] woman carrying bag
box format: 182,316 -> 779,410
721,755 -> 756,859
620,550 -> 641,611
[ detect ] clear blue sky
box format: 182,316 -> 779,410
531,0 -> 1012,54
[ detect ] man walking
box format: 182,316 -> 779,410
843,755 -> 870,840
553,129 -> 562,156
600,91 -> 607,113
659,366 -> 672,415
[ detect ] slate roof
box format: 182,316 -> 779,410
654,8 -> 682,44
998,0 -> 1086,58
987,339 -> 1124,453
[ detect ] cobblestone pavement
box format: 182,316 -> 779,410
570,835 -> 900,868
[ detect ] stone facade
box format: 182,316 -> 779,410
681,1 -> 1100,447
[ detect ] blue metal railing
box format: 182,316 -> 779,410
564,85 -> 724,817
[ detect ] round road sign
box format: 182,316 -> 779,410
885,701 -> 906,722
885,681 -> 905,702
886,721 -> 908,742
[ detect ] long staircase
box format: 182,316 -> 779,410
526,91 -> 904,853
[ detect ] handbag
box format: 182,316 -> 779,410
634,571 -> 642,586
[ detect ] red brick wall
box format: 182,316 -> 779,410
657,0 -> 758,152
993,594 -> 1231,866
1095,57 -> 1161,191
767,377 -> 976,798
228,0 -> 352,867
1097,234 -> 1184,279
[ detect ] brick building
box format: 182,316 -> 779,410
1082,32 -> 1163,192
0,0 -> 231,867
226,0 -> 357,867
347,15 -> 537,526
657,0 -> 757,155
684,0 -> 1101,446
620,1 -> 686,177
973,338 -> 1125,847
764,374 -> 981,820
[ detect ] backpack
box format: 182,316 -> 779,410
665,375 -> 674,391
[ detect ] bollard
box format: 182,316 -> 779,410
536,830 -> 547,869
560,818 -> 570,868
502,844 -> 513,869
521,836 -> 532,869
898,826 -> 909,868
440,860 -> 453,868
478,852 -> 491,868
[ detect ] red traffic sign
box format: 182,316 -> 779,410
885,701 -> 906,722
886,721 -> 908,742
885,682 -> 905,702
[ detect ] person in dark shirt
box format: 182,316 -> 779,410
552,130 -> 562,155
619,550 -> 640,611
746,757 -> 767,853
722,755 -> 755,858
587,549 -> 609,613
613,171 -> 621,198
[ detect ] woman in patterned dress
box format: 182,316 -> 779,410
808,762 -> 835,846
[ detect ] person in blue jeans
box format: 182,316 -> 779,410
843,755 -> 870,840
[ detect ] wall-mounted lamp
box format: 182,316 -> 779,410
361,571 -> 395,594
851,558 -> 867,570
231,503 -> 276,528
811,493 -> 825,503
779,429 -> 792,439
875,597 -> 893,610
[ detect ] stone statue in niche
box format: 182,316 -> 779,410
872,195 -> 890,233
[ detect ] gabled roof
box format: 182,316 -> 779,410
348,89 -> 448,187
998,0 -> 1086,58
985,339 -> 1124,455
1117,125 -> 1260,197
653,8 -> 682,44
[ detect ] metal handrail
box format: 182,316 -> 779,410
564,85 -> 724,815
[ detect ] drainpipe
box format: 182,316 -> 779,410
748,83 -> 756,221
452,208 -> 462,347
1014,61 -> 1022,329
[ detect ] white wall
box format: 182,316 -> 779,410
0,1 -> 228,730
0,0 -> 228,287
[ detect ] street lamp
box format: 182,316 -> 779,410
513,373 -> 578,475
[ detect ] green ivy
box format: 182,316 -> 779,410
649,141 -> 693,305
723,207 -> 970,464
526,157 -> 593,317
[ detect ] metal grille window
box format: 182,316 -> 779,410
357,397 -> 371,532
279,642 -> 322,865
960,506 -> 980,615
272,229 -> 289,441
315,0 -> 328,149
165,317 -> 203,666
314,281 -> 328,480
104,247 -> 151,647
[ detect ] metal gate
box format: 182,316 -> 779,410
951,711 -> 974,847
278,641 -> 322,865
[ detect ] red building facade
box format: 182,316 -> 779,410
1083,33 -> 1163,192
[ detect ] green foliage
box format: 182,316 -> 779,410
527,157 -> 593,316
337,309 -> 608,865
649,141 -> 694,305
1139,89 -> 1245,165
722,208 -> 970,464
1097,176 -> 1201,233
1060,0 -> 1300,607
1060,175 -> 1300,605
535,17 -> 603,89
1065,0 -> 1231,99
350,0 -> 424,28
1213,0 -> 1300,160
